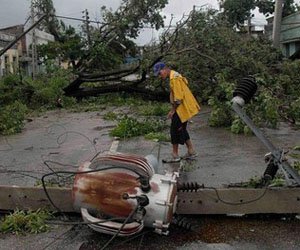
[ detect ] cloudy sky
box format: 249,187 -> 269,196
0,0 -> 271,44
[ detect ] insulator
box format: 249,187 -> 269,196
263,160 -> 279,181
233,76 -> 257,104
177,182 -> 202,192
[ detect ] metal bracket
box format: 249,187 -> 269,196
232,102 -> 300,185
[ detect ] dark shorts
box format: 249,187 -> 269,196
170,112 -> 190,145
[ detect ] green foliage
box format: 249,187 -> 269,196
222,0 -> 256,27
38,30 -> 83,64
67,94 -> 148,113
103,111 -> 119,121
35,0 -> 169,72
180,159 -> 198,172
207,76 -> 234,127
89,42 -> 123,71
28,69 -> 72,109
231,117 -> 245,134
293,161 -> 300,171
242,176 -> 262,188
254,88 -> 280,128
0,69 -> 76,135
144,132 -> 170,142
0,209 -> 52,234
287,97 -> 300,124
0,74 -> 33,106
110,116 -> 166,139
155,8 -> 300,133
208,106 -> 232,127
101,0 -> 168,39
223,0 -> 299,27
0,101 -> 28,135
137,102 -> 169,116
94,93 -> 144,107
269,176 -> 285,187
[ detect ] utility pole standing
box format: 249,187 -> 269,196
31,1 -> 37,79
247,14 -> 255,37
83,9 -> 91,48
272,0 -> 284,48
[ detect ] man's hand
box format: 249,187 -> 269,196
167,110 -> 175,119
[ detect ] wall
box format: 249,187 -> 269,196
281,11 -> 300,57
0,32 -> 20,76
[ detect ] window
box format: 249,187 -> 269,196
4,55 -> 9,73
12,56 -> 17,73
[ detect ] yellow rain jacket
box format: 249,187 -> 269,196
170,70 -> 200,123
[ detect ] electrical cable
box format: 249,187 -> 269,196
56,131 -> 97,154
100,205 -> 140,250
201,186 -> 269,205
137,231 -> 146,250
113,230 -> 151,247
46,217 -> 126,226
90,150 -> 105,162
43,160 -> 78,175
44,125 -> 99,155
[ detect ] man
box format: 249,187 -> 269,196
153,62 -> 200,162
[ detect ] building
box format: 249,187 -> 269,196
266,11 -> 300,58
0,32 -> 21,76
0,24 -> 54,77
280,11 -> 300,58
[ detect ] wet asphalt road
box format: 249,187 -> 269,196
0,107 -> 300,249
1,214 -> 300,250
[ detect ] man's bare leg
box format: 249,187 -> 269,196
185,139 -> 196,155
172,144 -> 179,158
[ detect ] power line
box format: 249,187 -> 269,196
54,14 -> 105,25
54,14 -> 157,29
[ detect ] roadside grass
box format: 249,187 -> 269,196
0,89 -> 169,136
0,209 -> 52,234
137,102 -> 169,116
144,132 -> 170,142
110,116 -> 167,139
103,111 -> 119,121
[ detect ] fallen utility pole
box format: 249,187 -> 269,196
1,185 -> 300,215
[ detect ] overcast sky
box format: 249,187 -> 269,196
0,0 -> 274,45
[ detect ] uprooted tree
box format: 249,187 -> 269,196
32,0 -> 300,130
34,0 -> 170,99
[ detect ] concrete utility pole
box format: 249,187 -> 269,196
83,9 -> 91,48
31,1 -> 37,79
272,0 -> 284,48
247,16 -> 251,35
